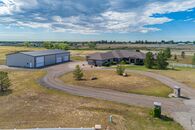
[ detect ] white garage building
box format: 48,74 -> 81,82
6,49 -> 70,68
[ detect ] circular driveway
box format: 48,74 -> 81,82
39,61 -> 195,130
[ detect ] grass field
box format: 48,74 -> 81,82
169,55 -> 193,64
155,69 -> 195,88
123,65 -> 195,89
70,50 -> 107,56
0,46 -> 44,64
71,55 -> 86,61
0,69 -> 182,130
60,70 -> 172,97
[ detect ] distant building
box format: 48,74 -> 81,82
86,50 -> 146,66
6,49 -> 70,68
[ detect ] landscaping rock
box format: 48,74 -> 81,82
123,73 -> 128,77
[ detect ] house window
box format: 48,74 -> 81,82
131,59 -> 135,63
113,58 -> 118,62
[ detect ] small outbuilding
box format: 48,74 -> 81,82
6,49 -> 70,68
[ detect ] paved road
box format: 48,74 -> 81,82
39,62 -> 195,130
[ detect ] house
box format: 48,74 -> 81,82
86,50 -> 146,66
6,49 -> 70,68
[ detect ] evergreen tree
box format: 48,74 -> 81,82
0,71 -> 11,92
156,51 -> 169,70
116,65 -> 125,75
144,52 -> 154,69
73,65 -> 83,80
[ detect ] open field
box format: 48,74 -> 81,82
169,55 -> 193,64
60,70 -> 172,97
70,50 -> 107,61
70,50 -> 107,55
96,44 -> 195,51
0,46 -> 44,64
70,55 -> 86,61
0,69 -> 183,130
0,46 -> 194,63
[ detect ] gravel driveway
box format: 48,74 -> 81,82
39,61 -> 195,130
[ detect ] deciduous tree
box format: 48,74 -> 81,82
164,48 -> 171,59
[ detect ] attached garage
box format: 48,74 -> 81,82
6,49 -> 70,68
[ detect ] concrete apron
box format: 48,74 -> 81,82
172,99 -> 195,130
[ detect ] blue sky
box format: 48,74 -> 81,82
0,0 -> 195,41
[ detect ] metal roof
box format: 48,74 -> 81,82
20,49 -> 69,57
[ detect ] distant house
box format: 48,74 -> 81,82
6,49 -> 70,68
86,50 -> 146,66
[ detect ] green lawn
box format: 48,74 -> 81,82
112,65 -> 150,71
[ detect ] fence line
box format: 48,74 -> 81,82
170,63 -> 195,68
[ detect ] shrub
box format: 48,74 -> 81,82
116,65 -> 125,75
120,60 -> 128,65
111,61 -> 117,65
153,107 -> 161,118
102,62 -> 111,67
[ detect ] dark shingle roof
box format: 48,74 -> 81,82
21,49 -> 69,56
87,50 -> 145,60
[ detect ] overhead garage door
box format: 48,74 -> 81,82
56,57 -> 62,63
36,56 -> 44,67
63,55 -> 69,62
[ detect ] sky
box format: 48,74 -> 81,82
0,0 -> 195,41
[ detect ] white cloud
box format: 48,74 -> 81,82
0,0 -> 195,34
0,0 -> 38,15
16,21 -> 51,28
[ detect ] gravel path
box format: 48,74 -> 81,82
39,62 -> 195,130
